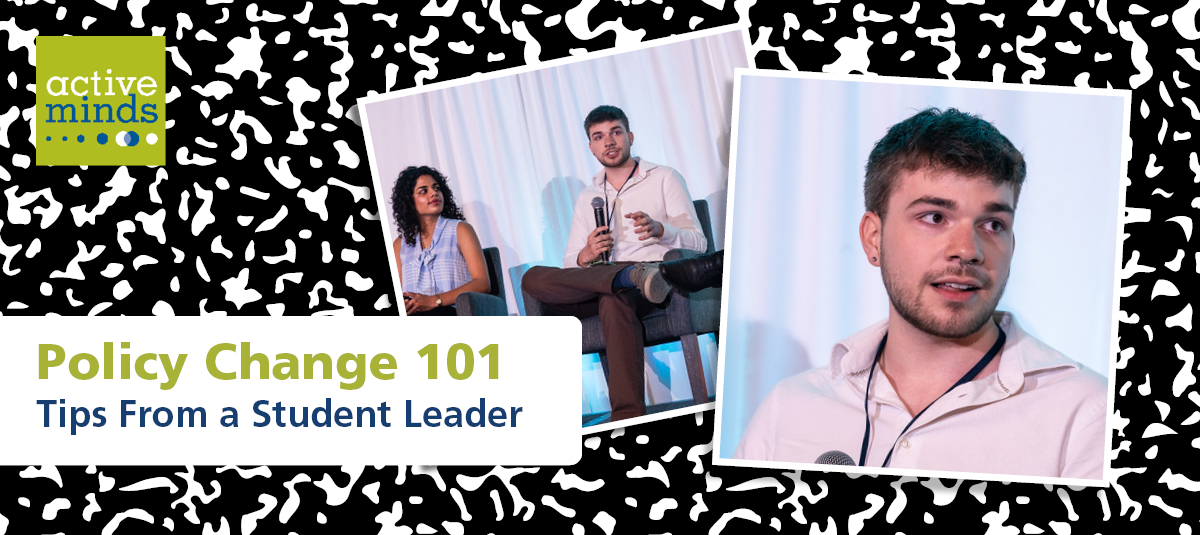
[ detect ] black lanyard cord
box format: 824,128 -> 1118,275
603,160 -> 639,230
858,323 -> 1007,467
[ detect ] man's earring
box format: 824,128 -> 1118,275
872,257 -> 877,262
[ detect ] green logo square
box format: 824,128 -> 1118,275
36,36 -> 166,166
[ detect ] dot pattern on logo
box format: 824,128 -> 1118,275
42,132 -> 147,145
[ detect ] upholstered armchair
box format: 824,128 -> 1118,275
456,247 -> 509,316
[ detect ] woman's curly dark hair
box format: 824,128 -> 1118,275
391,165 -> 466,247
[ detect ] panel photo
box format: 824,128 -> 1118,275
360,26 -> 749,430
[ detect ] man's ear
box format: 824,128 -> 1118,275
860,211 -> 882,266
628,130 -> 634,146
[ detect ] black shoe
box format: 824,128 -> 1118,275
659,250 -> 723,293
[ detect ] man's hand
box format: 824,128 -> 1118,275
404,292 -> 439,314
577,226 -> 614,266
625,211 -> 664,241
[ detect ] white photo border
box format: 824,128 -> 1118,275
710,68 -> 1132,488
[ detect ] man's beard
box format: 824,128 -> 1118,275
879,250 -> 1007,339
601,148 -> 631,168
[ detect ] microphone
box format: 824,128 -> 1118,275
590,197 -> 609,264
814,450 -> 856,466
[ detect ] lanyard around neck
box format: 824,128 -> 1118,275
857,323 -> 1007,468
603,160 -> 639,229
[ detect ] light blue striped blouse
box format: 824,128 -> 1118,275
398,217 -> 473,298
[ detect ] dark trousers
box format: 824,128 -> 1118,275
522,263 -> 655,421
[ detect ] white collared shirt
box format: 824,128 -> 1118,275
562,157 -> 707,267
734,312 -> 1108,480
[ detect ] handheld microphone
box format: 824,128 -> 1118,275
814,450 -> 856,466
590,197 -> 610,264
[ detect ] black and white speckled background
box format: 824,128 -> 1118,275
0,0 -> 1193,532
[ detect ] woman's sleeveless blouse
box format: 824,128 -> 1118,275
398,217 -> 472,297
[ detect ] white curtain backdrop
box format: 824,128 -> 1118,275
718,75 -> 1127,458
363,30 -> 748,414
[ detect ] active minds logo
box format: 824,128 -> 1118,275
36,36 -> 166,166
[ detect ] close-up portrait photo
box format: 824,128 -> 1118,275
715,72 -> 1129,485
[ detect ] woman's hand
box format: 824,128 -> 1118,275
404,292 -> 440,314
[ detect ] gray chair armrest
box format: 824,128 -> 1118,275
656,248 -> 722,336
662,248 -> 701,262
520,286 -> 547,317
683,284 -> 722,334
456,292 -> 508,316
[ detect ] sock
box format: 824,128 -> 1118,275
611,265 -> 636,292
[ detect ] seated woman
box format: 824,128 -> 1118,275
391,165 -> 490,316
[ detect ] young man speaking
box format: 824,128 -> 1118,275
735,108 -> 1107,480
522,105 -> 707,422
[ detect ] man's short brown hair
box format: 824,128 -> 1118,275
584,105 -> 630,137
865,107 -> 1026,220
